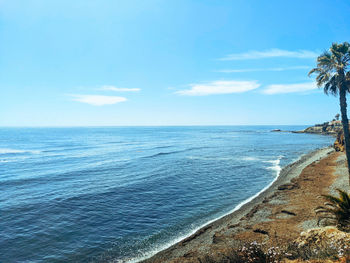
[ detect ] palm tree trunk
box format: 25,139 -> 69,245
339,87 -> 350,183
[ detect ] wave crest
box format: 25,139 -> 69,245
0,148 -> 41,155
264,156 -> 283,175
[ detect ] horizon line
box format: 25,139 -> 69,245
0,124 -> 314,128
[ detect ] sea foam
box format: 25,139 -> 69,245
264,156 -> 283,176
0,148 -> 41,155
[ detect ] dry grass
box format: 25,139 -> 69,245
194,240 -> 350,263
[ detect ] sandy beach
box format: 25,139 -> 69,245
140,147 -> 349,263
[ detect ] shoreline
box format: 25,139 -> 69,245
138,146 -> 334,263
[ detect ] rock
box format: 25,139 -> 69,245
334,130 -> 345,152
271,129 -> 282,132
303,126 -> 325,134
302,121 -> 343,135
293,226 -> 350,248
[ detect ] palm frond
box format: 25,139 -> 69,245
323,76 -> 338,95
316,189 -> 350,230
315,71 -> 330,85
308,67 -> 321,77
309,42 -> 350,98
338,189 -> 350,206
317,51 -> 335,70
322,193 -> 342,204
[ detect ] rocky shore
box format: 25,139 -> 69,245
293,121 -> 346,152
138,147 -> 350,263
293,120 -> 343,135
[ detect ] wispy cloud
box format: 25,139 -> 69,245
216,65 -> 310,73
175,80 -> 260,96
70,94 -> 127,106
100,85 -> 140,92
220,49 -> 318,61
262,82 -> 318,95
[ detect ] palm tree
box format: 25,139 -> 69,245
309,42 -> 350,182
315,189 -> 350,231
336,113 -> 340,121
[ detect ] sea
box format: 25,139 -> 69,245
0,126 -> 334,262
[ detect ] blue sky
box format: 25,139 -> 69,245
1,0 -> 350,126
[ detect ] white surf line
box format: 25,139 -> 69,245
0,148 -> 41,154
127,176 -> 282,263
128,148 -> 330,263
264,156 -> 283,176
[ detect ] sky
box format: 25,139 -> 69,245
1,0 -> 350,126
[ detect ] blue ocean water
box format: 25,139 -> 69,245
0,126 -> 333,262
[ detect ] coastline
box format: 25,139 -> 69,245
138,146 -> 335,263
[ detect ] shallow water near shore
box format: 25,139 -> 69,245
0,126 -> 334,262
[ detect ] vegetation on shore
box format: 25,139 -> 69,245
316,189 -> 350,232
309,42 -> 350,182
195,233 -> 350,263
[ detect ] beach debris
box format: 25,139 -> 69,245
182,251 -> 196,258
228,223 -> 240,229
253,228 -> 269,235
301,177 -> 312,181
278,182 -> 299,191
243,204 -> 262,220
262,197 -> 270,203
281,210 -> 297,216
212,232 -> 226,244
180,225 -> 212,246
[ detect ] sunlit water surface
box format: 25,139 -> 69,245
0,126 -> 333,262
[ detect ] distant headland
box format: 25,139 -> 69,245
271,119 -> 344,136
272,119 -> 346,152
294,120 -> 343,135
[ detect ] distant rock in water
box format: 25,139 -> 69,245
271,129 -> 282,132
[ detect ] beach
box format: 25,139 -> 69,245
141,147 -> 348,263
0,127 -> 335,262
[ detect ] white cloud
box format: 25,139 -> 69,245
176,80 -> 260,96
262,82 -> 318,95
220,49 -> 318,61
100,85 -> 140,92
70,94 -> 127,106
216,66 -> 310,73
